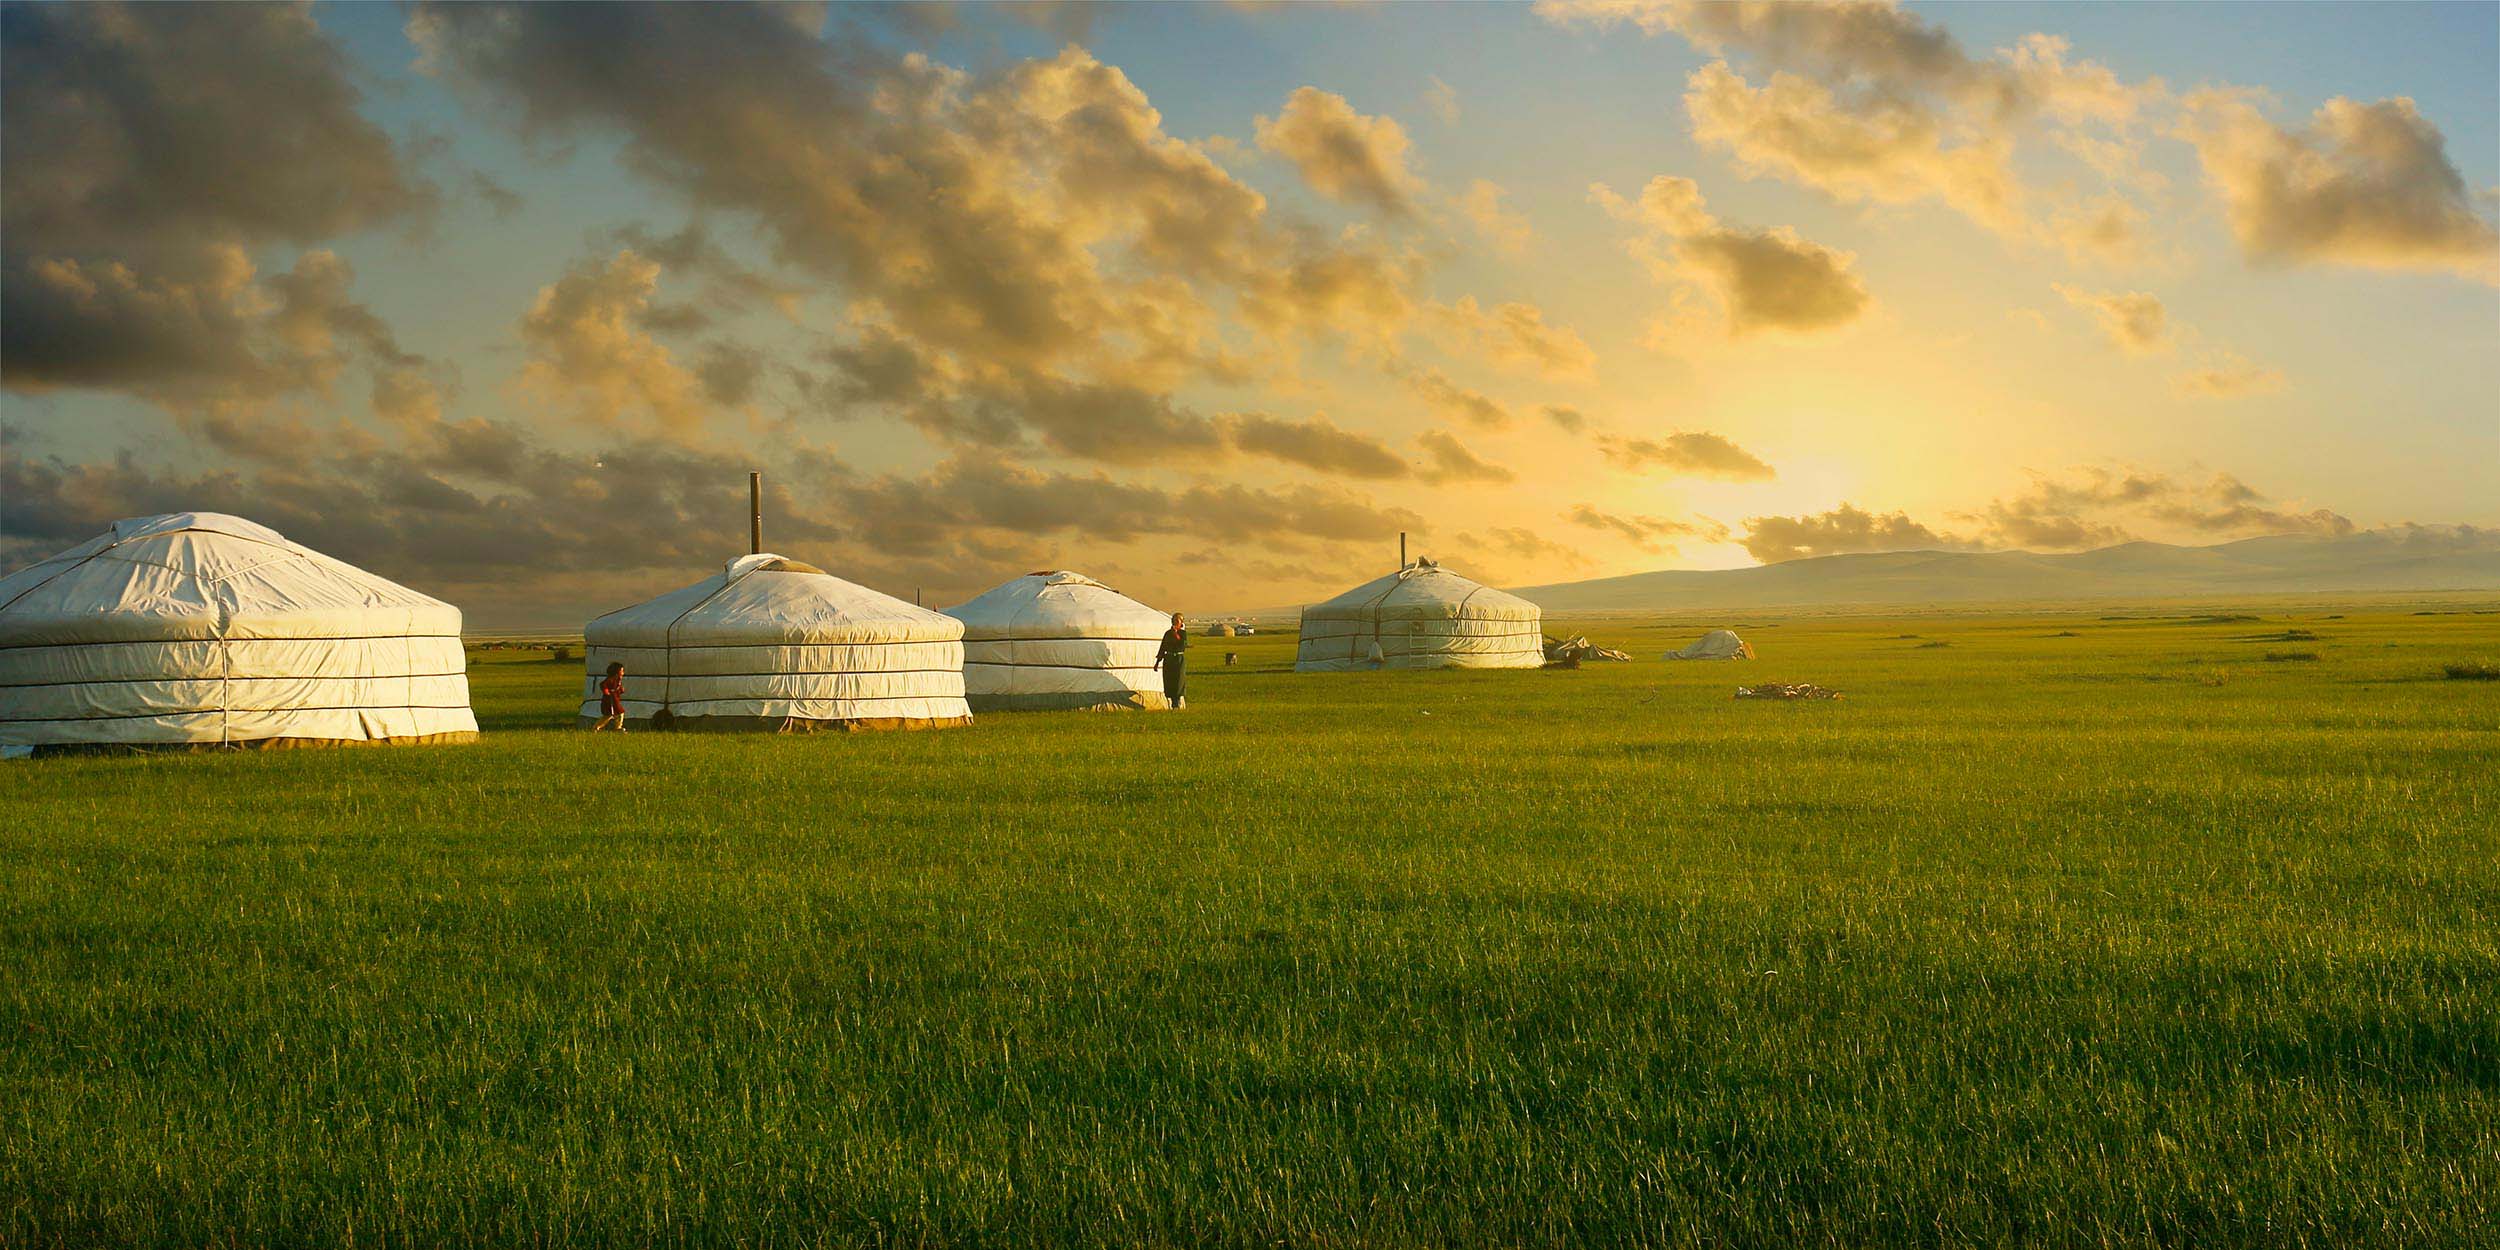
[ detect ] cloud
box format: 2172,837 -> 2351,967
694,342 -> 765,408
1430,296 -> 1594,381
972,374 -> 1227,464
1402,368 -> 1515,429
998,0 -> 1103,43
466,172 -> 525,219
1476,526 -> 1587,565
2171,355 -> 2285,399
1236,230 -> 1425,347
1598,431 -> 1775,480
1457,180 -> 1533,256
1741,503 -> 1969,563
0,413 -> 1433,622
2050,197 -> 2148,265
838,454 -> 1428,557
1567,504 -> 1727,552
810,322 -> 958,411
1539,404 -> 1590,433
1226,412 -> 1411,479
2,245 -> 446,454
1551,0 -> 2492,286
2052,283 -> 2169,353
518,250 -> 710,436
414,8 -> 1418,387
2181,91 -> 2500,280
2144,473 -> 2352,537
2051,283 -> 2287,393
601,222 -> 806,321
2,3 -> 427,265
1968,467 -> 2352,546
1541,2 -> 2160,242
408,7 -> 1484,486
1682,60 -> 2026,235
1595,175 -> 1869,334
1423,76 -> 1461,125
2,3 -> 430,413
4,248 -> 280,402
1254,86 -> 1424,217
1417,429 -> 1514,484
1737,467 -> 2358,564
0,431 -> 846,600
1452,525 -> 1598,581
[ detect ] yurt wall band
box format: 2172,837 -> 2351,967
0,513 -> 478,751
1295,558 -> 1544,672
582,554 -> 970,731
944,571 -> 1170,712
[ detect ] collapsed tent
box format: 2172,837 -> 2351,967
1544,635 -> 1631,663
1295,558 -> 1544,672
943,571 -> 1170,711
582,553 -> 970,731
1667,629 -> 1755,660
0,512 -> 478,751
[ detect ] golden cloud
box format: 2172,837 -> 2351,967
1595,175 -> 1871,334
2182,91 -> 2500,280
1599,430 -> 1776,481
1254,86 -> 1424,217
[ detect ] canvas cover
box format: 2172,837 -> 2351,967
1667,629 -> 1754,660
0,512 -> 478,748
1295,559 -> 1544,671
943,571 -> 1170,711
582,554 -> 970,729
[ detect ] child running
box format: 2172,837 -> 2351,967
591,660 -> 629,732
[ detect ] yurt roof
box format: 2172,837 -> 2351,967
0,511 -> 460,647
944,570 -> 1168,639
1303,558 -> 1538,622
587,552 -> 960,648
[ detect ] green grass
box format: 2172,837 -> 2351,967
3,606 -> 2497,1247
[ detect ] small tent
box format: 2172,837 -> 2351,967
943,571 -> 1170,711
583,554 -> 969,730
1667,629 -> 1755,660
1296,558 -> 1543,672
0,512 -> 478,751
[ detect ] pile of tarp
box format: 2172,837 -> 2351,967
1544,634 -> 1631,664
1734,683 -> 1842,700
1666,629 -> 1755,660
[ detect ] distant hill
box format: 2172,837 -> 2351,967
1511,528 -> 2500,612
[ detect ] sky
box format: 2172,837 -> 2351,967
3,0 -> 2495,627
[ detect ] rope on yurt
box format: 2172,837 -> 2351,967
655,560 -> 763,721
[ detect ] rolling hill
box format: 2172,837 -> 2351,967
1511,527 -> 2500,612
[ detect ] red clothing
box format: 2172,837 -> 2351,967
599,673 -> 625,716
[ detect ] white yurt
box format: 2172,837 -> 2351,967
1666,629 -> 1754,660
1295,558 -> 1544,672
943,571 -> 1171,712
0,512 -> 477,752
582,553 -> 970,731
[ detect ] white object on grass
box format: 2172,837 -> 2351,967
582,553 -> 970,731
1295,558 -> 1544,672
0,513 -> 477,749
943,571 -> 1172,712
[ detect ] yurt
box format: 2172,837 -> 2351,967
0,512 -> 477,752
1666,629 -> 1755,660
1295,558 -> 1544,672
582,553 -> 969,731
942,571 -> 1171,712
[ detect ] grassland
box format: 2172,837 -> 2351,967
3,605 -> 2496,1247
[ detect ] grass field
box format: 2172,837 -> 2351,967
4,605 -> 2497,1246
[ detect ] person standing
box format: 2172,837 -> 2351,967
591,660 -> 629,732
1154,613 -> 1189,709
